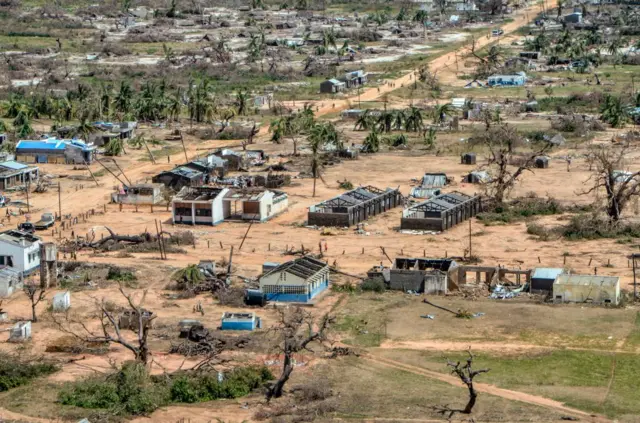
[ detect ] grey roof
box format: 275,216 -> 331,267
0,230 -> 40,246
0,266 -> 20,280
532,267 -> 564,280
421,173 -> 447,187
554,274 -> 619,287
264,256 -> 328,280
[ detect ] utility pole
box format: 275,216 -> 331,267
468,218 -> 472,259
633,254 -> 638,301
180,130 -> 189,163
58,182 -> 62,221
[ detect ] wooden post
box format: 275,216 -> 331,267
588,258 -> 592,266
207,240 -> 210,248
362,247 -> 364,254
180,132 -> 189,163
84,161 -> 99,186
380,247 -> 393,264
111,159 -> 132,186
219,241 -> 223,249
468,218 -> 472,258
227,246 -> 234,275
538,256 -> 541,263
58,182 -> 62,221
143,139 -> 156,164
239,216 -> 257,251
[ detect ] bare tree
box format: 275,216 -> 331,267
581,144 -> 640,221
479,125 -> 551,204
51,286 -> 156,365
266,307 -> 333,401
434,349 -> 490,418
23,281 -> 46,322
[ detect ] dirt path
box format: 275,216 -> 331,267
365,354 -> 610,423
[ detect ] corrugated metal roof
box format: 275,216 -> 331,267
532,268 -> 564,280
410,187 -> 441,199
0,160 -> 28,170
421,173 -> 447,187
554,274 -> 619,287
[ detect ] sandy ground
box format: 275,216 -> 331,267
2,1 -> 630,421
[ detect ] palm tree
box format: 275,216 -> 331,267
105,138 -> 125,156
376,110 -> 394,133
404,107 -> 424,132
308,123 -> 326,197
13,110 -> 33,138
354,109 -> 373,131
167,88 -> 183,123
114,81 -> 134,118
423,127 -> 436,149
298,104 -> 316,131
270,115 -> 299,154
187,79 -> 216,126
607,37 -> 623,69
75,117 -> 96,140
432,103 -> 454,124
363,129 -> 380,153
392,109 -> 405,131
556,0 -> 564,17
235,90 -> 250,116
321,28 -> 337,54
4,95 -> 24,119
413,10 -> 429,37
387,133 -> 408,147
99,83 -> 112,120
600,95 -> 628,128
172,264 -> 204,292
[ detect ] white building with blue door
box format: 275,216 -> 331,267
259,256 -> 330,303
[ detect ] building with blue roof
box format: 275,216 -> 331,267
320,78 -> 346,94
16,138 -> 96,164
487,72 -> 527,87
0,160 -> 39,190
531,267 -> 565,291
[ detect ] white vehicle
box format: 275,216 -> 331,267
492,29 -> 504,36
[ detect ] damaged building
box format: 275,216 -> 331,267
410,173 -> 448,199
370,258 -> 459,294
111,183 -> 163,205
172,186 -> 288,225
308,186 -> 402,227
401,192 -> 481,232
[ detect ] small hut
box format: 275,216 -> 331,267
461,153 -> 476,165
52,291 -> 71,311
535,156 -> 549,169
464,171 -> 490,184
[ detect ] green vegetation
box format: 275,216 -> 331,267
477,196 -> 564,225
0,354 -> 58,392
59,361 -> 272,416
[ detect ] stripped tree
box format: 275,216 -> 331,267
266,307 -> 333,401
581,143 -> 640,222
434,349 -> 490,418
478,125 -> 551,204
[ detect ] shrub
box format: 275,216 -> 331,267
561,215 -> 640,240
526,223 -> 553,241
106,267 -> 137,282
361,277 -> 386,293
60,363 -> 272,416
0,354 -> 58,392
478,196 -> 563,224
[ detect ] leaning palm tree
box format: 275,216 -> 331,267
392,109 -> 405,131
423,127 -> 436,149
600,95 -> 628,128
376,110 -> 394,133
75,117 -> 96,140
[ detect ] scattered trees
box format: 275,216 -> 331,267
266,307 -> 333,401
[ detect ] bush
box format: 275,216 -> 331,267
0,354 -> 58,392
526,223 -> 553,241
561,215 -> 640,240
478,196 -> 563,224
361,277 -> 386,293
60,363 -> 272,416
106,267 -> 137,282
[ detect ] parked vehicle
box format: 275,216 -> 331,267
492,29 -> 504,36
17,222 -> 35,234
0,194 -> 7,207
34,213 -> 55,230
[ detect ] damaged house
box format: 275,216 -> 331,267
0,161 -> 39,190
410,172 -> 448,199
553,274 -> 620,305
401,192 -> 481,231
172,186 -> 288,225
152,166 -> 206,190
370,258 -> 459,294
308,186 -> 402,227
259,256 -> 330,303
111,183 -> 163,205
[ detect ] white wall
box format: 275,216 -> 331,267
0,240 -> 40,275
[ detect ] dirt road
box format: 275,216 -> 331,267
365,354 -> 610,423
274,0 -> 556,120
